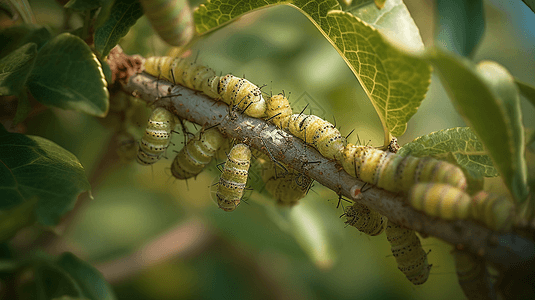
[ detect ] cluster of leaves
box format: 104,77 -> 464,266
192,0 -> 535,215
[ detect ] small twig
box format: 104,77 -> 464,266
123,72 -> 535,271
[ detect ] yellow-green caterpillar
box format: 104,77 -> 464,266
340,144 -> 467,193
216,143 -> 251,212
343,202 -> 387,236
385,221 -> 431,285
171,127 -> 225,179
137,107 -> 175,165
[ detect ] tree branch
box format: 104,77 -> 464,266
123,72 -> 535,271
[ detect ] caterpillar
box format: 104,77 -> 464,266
266,93 -> 292,129
262,165 -> 312,206
143,57 -> 267,118
408,183 -> 471,221
385,221 -> 431,285
340,144 -> 467,193
171,127 -> 225,179
143,56 -> 219,98
471,191 -> 515,232
343,202 -> 387,236
217,74 -> 267,118
138,0 -> 194,47
136,107 -> 175,165
216,143 -> 251,212
287,113 -> 345,160
453,250 -> 496,300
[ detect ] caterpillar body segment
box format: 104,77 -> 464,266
471,191 -> 515,232
143,56 -> 219,97
287,113 -> 310,141
453,250 -> 496,300
136,107 -> 175,165
203,75 -> 220,99
266,94 -> 292,129
216,144 -> 251,211
343,202 -> 387,236
171,127 -> 225,179
385,221 -> 431,285
340,144 -> 467,193
408,183 -> 471,220
262,165 -> 311,206
218,74 -> 267,118
139,0 -> 194,47
286,113 -> 344,160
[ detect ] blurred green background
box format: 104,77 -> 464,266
19,0 -> 535,299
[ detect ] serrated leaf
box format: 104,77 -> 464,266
0,43 -> 37,96
65,0 -> 102,11
57,253 -> 116,300
426,49 -> 529,203
94,0 -> 143,58
27,33 -> 109,117
515,78 -> 535,109
0,25 -> 51,59
435,0 -> 485,57
398,127 -> 498,178
194,0 -> 431,141
0,124 -> 90,226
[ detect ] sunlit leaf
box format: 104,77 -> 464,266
0,124 -> 90,225
57,252 -> 116,300
0,43 -> 37,96
426,49 -> 529,203
194,0 -> 431,142
27,33 -> 109,117
435,0 -> 485,57
94,0 -> 143,58
398,127 -> 498,178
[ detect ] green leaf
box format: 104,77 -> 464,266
426,49 -> 529,203
13,91 -> 32,125
0,197 -> 38,242
398,127 -> 498,178
194,0 -> 431,142
515,78 -> 535,109
0,25 -> 51,59
65,0 -> 102,11
0,124 -> 91,225
0,43 -> 37,96
36,262 -> 86,299
57,253 -> 116,300
27,33 -> 109,117
435,0 -> 485,57
522,0 -> 535,13
94,0 -> 143,59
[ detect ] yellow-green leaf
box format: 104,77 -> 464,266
426,49 -> 529,203
398,127 -> 498,178
194,0 -> 431,143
